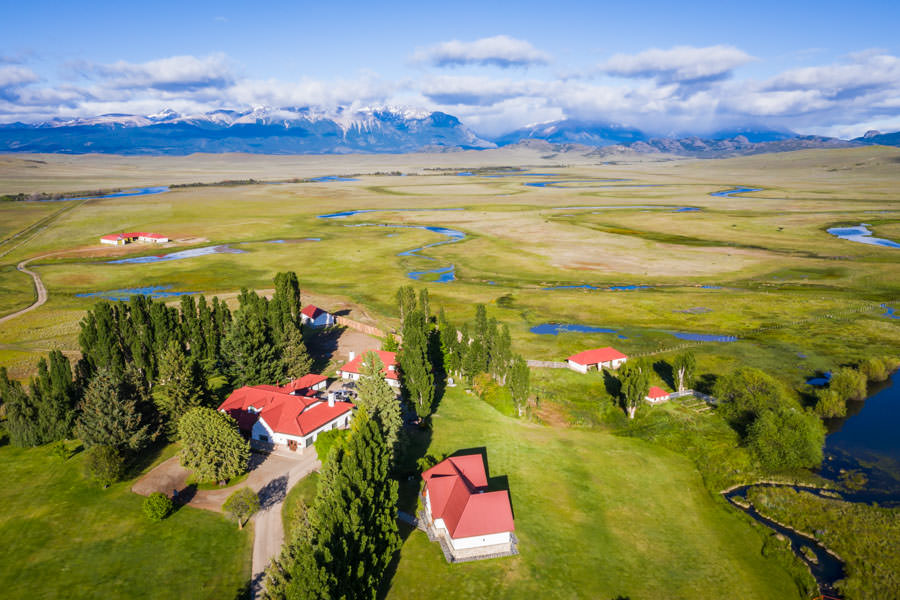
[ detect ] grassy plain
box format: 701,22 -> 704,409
384,388 -> 802,600
0,439 -> 252,600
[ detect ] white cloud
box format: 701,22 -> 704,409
412,35 -> 549,68
0,65 -> 39,89
602,45 -> 755,85
76,53 -> 235,92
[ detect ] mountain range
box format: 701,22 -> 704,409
0,106 -> 896,157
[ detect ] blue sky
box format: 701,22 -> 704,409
2,0 -> 899,137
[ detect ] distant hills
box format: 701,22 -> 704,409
0,106 -> 897,157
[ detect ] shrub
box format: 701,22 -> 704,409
814,388 -> 846,418
829,367 -> 868,402
858,357 -> 888,382
143,492 -> 173,521
746,408 -> 825,471
83,445 -> 124,487
51,440 -> 71,460
314,428 -> 349,463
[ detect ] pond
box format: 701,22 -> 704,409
75,285 -> 196,301
709,186 -> 762,198
318,209 -> 466,282
106,244 -> 246,264
49,186 -> 171,202
530,323 -> 618,335
820,373 -> 900,504
306,176 -> 359,182
826,224 -> 900,249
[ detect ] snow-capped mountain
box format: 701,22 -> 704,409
0,106 -> 495,154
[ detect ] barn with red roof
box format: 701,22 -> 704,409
218,375 -> 352,453
336,350 -> 401,389
421,454 -> 517,561
567,347 -> 628,373
300,304 -> 335,328
100,232 -> 169,246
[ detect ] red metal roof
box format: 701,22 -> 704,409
279,374 -> 327,393
647,386 -> 669,399
218,384 -> 353,437
422,454 -> 515,539
301,304 -> 326,319
567,347 -> 628,365
337,350 -> 399,380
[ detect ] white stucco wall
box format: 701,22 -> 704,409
568,360 -> 589,373
449,531 -> 511,550
253,410 -> 353,451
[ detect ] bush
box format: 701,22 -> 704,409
314,428 -> 349,463
143,492 -> 173,521
51,440 -> 72,460
829,367 -> 868,402
858,357 -> 888,382
814,388 -> 846,418
746,408 -> 825,471
83,445 -> 124,487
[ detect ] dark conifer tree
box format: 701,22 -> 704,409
1,367 -> 42,447
76,368 -> 155,453
29,350 -> 77,441
223,289 -> 282,386
398,309 -> 434,420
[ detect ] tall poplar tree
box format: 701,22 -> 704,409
619,359 -> 650,419
29,350 -> 77,441
398,309 -> 434,420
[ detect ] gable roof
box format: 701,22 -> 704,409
647,386 -> 669,399
301,304 -> 327,319
422,454 -> 514,539
337,350 -> 399,380
568,347 -> 628,365
279,374 -> 328,394
218,384 -> 352,437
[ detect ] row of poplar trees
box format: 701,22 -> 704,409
393,286 -> 531,419
0,272 -> 314,452
265,353 -> 402,600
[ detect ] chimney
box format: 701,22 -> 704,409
328,392 -> 335,407
349,351 -> 356,362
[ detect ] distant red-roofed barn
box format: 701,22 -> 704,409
336,350 -> 400,389
99,232 -> 169,246
567,347 -> 628,373
645,386 -> 671,404
217,374 -> 352,453
421,454 -> 518,562
300,304 -> 334,328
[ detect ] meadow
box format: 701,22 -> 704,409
0,146 -> 898,598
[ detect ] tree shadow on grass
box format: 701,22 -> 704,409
653,359 -> 675,390
124,438 -> 172,480
304,326 -> 345,373
695,372 -> 718,395
603,369 -> 621,399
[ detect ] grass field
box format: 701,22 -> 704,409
0,439 -> 252,600
384,388 -> 802,600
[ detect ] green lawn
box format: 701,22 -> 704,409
0,440 -> 252,600
282,471 -> 319,537
384,389 -> 803,600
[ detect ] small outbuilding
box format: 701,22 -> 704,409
421,454 -> 517,562
300,304 -> 335,328
645,386 -> 671,404
336,350 -> 400,389
567,347 -> 628,373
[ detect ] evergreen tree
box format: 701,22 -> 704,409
271,271 -> 302,342
266,416 -> 400,600
223,289 -> 282,386
398,310 -> 434,420
673,351 -> 696,392
395,286 -> 416,324
76,369 -> 154,453
282,322 -> 313,380
437,308 -> 461,378
508,356 -> 530,415
154,341 -> 209,438
417,288 -> 430,320
29,350 -> 77,441
491,324 -> 512,383
355,352 -> 402,455
178,407 -> 250,483
1,367 -> 42,447
619,359 -> 650,419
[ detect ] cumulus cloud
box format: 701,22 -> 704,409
75,53 -> 235,92
412,35 -> 549,68
602,45 -> 755,86
420,76 -> 546,105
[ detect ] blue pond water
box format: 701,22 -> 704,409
709,187 -> 762,198
51,186 -> 170,202
408,266 -> 455,282
543,284 -> 652,291
807,371 -> 832,386
318,209 -> 465,282
530,323 -> 618,335
826,224 -> 900,249
107,244 -> 246,264
307,176 -> 359,182
75,285 -> 196,301
882,304 -> 898,319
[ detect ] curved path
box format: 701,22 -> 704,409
0,257 -> 47,326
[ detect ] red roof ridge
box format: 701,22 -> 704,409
568,346 -> 628,364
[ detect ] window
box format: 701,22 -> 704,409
258,434 -> 269,442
